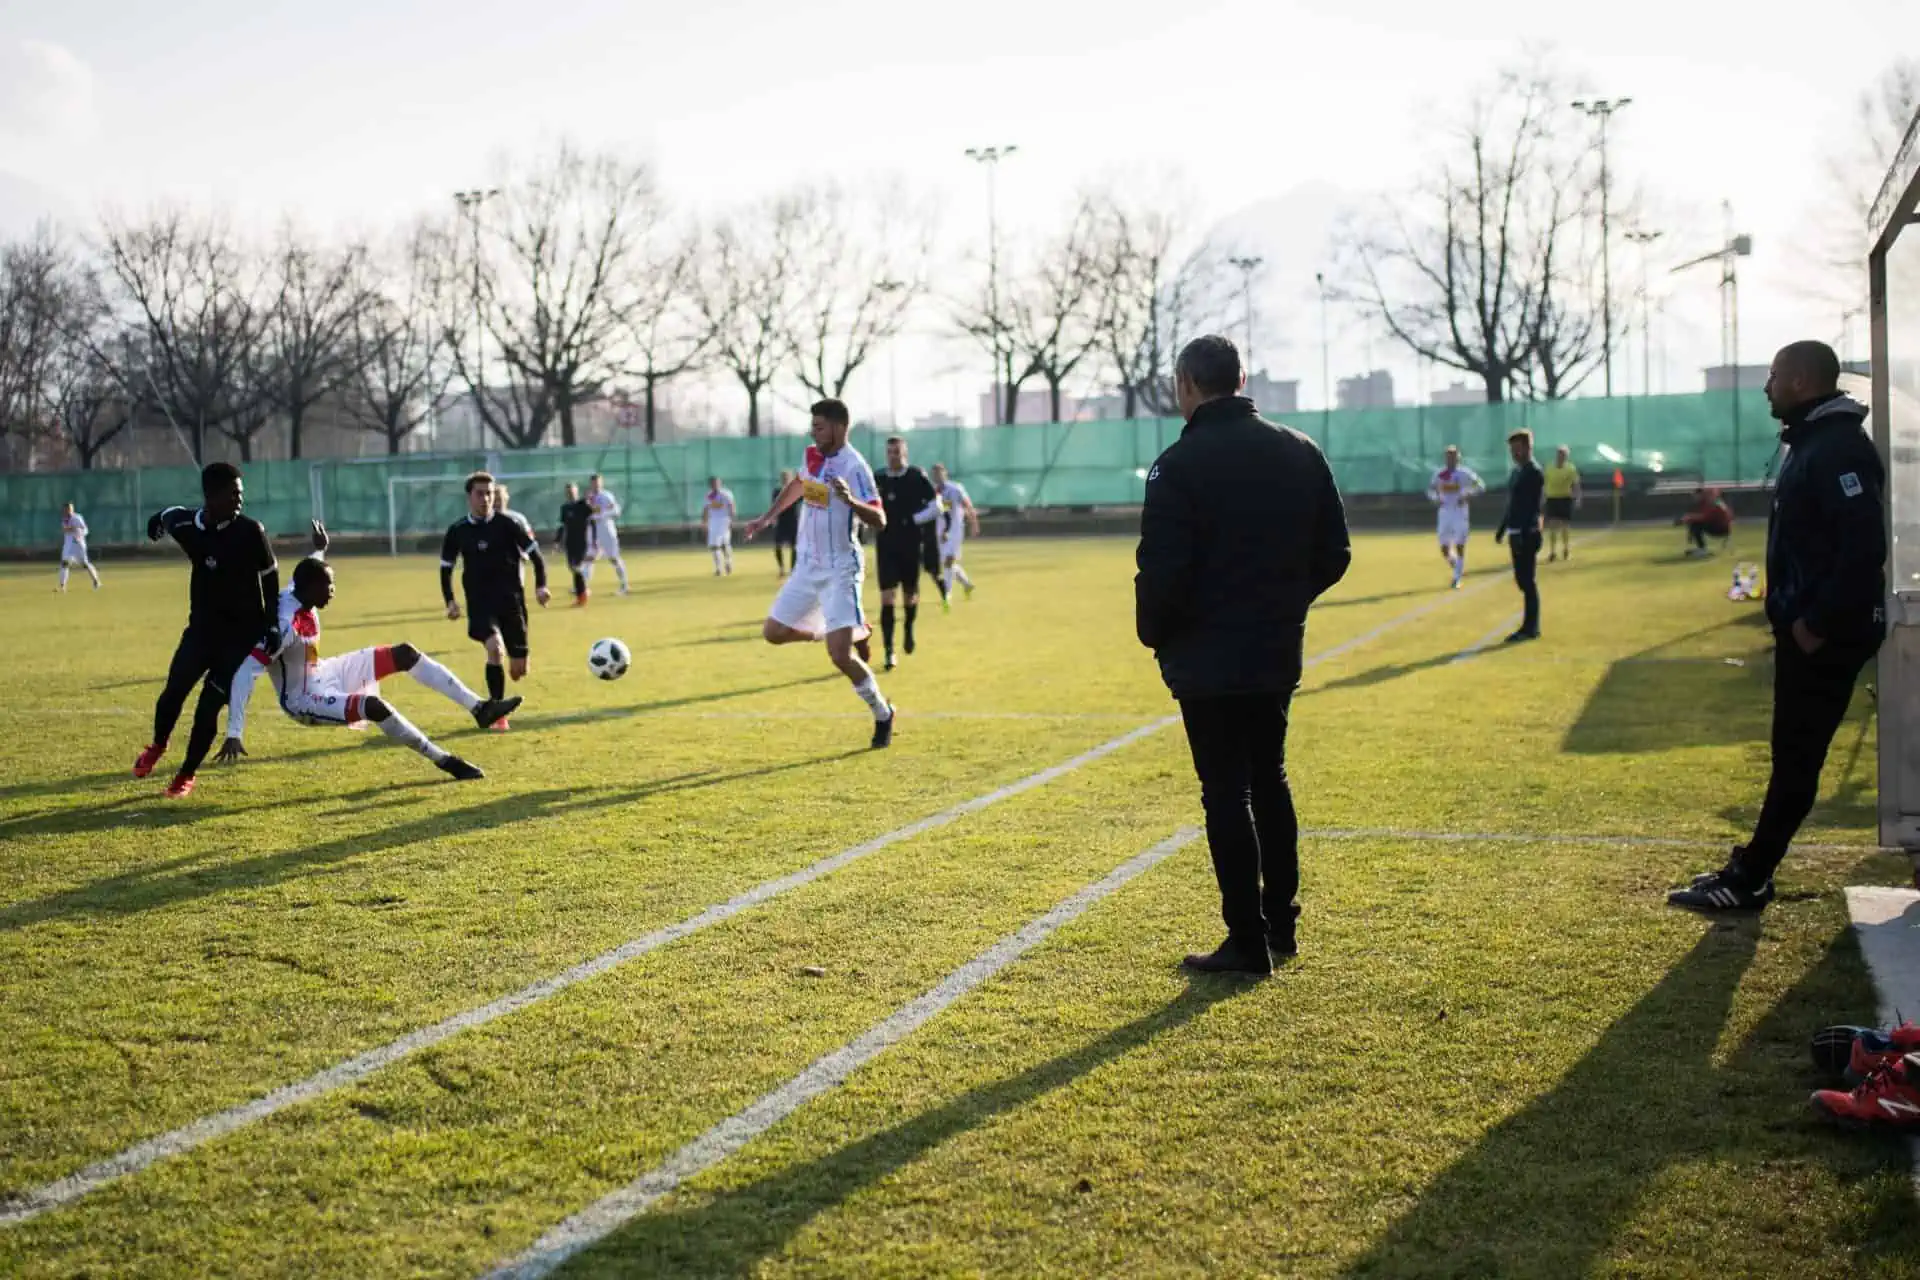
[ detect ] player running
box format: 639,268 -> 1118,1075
1426,445 -> 1486,589
584,473 -> 630,595
873,436 -> 942,670
133,463 -> 279,798
929,462 -> 979,607
557,483 -> 593,605
220,524 -> 516,780
56,502 -> 101,591
743,398 -> 896,749
441,471 -> 550,730
1543,444 -> 1581,562
703,476 -> 736,576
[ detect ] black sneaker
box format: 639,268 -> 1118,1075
884,649 -> 897,672
903,630 -> 916,656
1503,628 -> 1540,644
1268,933 -> 1298,963
472,695 -> 524,730
437,755 -> 485,781
1181,937 -> 1272,978
1668,868 -> 1775,913
870,710 -> 895,750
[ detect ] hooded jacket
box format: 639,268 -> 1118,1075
1764,392 -> 1886,647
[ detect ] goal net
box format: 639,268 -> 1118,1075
385,470 -> 582,556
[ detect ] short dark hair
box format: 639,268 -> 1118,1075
811,398 -> 850,426
293,557 -> 330,594
1175,335 -> 1243,399
1777,340 -> 1842,391
886,435 -> 905,446
465,470 -> 495,494
201,462 -> 241,498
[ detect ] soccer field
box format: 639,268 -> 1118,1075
2,530 -> 1917,1278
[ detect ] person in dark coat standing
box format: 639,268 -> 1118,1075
1495,428 -> 1545,642
1135,335 -> 1352,976
1671,340 -> 1885,912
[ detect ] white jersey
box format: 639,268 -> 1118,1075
703,489 -> 735,537
1427,466 -> 1484,513
937,481 -> 972,539
795,444 -> 879,573
587,489 -> 620,530
61,513 -> 88,544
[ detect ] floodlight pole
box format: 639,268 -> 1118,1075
1316,271 -> 1331,452
453,188 -> 500,442
1227,255 -> 1264,373
965,145 -> 1017,424
1573,98 -> 1631,398
1669,208 -> 1753,481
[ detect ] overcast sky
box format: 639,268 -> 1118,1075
0,0 -> 1913,429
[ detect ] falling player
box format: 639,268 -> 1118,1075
584,473 -> 630,595
743,399 -> 896,749
929,463 -> 980,607
703,476 -> 736,576
1427,445 -> 1485,589
220,524 -> 517,780
557,482 -> 593,605
56,502 -> 101,591
133,464 -> 279,797
441,471 -> 551,730
873,436 -> 942,670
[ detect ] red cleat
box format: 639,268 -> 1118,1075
133,741 -> 168,778
163,774 -> 196,799
1813,1053 -> 1920,1128
574,591 -> 588,607
490,717 -> 510,732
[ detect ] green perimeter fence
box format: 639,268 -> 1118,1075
0,390 -> 1771,550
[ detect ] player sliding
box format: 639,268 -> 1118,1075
57,503 -> 101,591
1427,445 -> 1485,589
441,471 -> 551,730
929,462 -> 980,608
220,524 -> 518,779
743,398 -> 896,749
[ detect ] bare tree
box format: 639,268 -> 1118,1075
1803,57 -> 1920,315
265,225 -> 369,458
1003,196 -> 1106,423
344,224 -> 455,454
46,327 -> 143,470
97,211 -> 270,461
1338,64 -> 1589,404
0,230 -> 74,460
779,184 -> 930,404
1081,190 -> 1224,418
621,227 -> 710,443
698,195 -> 804,437
1513,155 -> 1608,401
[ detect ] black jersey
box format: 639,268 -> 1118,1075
557,499 -> 593,555
875,466 -> 938,543
773,487 -> 800,542
152,506 -> 278,635
440,513 -> 543,601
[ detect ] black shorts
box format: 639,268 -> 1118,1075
876,536 -> 923,592
920,524 -> 942,576
1544,497 -> 1575,521
466,591 -> 529,659
169,626 -> 263,699
563,538 -> 589,568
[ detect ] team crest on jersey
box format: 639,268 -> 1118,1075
477,539 -> 489,550
203,556 -> 218,568
1840,472 -> 1863,498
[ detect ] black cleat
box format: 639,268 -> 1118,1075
437,755 -> 485,781
870,709 -> 895,750
1181,937 -> 1272,978
472,695 -> 524,730
884,649 -> 897,671
1503,628 -> 1540,644
903,629 -> 916,656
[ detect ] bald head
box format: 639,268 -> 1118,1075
1766,340 -> 1842,420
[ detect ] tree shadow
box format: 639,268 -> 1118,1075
1562,614 -> 1779,755
0,794 -> 234,842
577,980 -> 1249,1277
1342,898 -> 1920,1277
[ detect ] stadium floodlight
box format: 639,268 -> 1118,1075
1572,98 -> 1633,397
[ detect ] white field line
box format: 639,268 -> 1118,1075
0,581 -> 1462,1228
482,829 -> 1201,1280
1303,826 -> 1891,856
1451,612 -> 1523,663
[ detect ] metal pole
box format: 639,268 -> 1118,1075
966,146 -> 1018,425
1227,255 -> 1263,373
1316,273 -> 1331,452
1574,99 -> 1631,397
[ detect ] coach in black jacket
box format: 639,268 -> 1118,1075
1136,335 -> 1351,975
1672,340 -> 1886,913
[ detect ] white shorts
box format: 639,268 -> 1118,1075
939,527 -> 965,562
707,526 -> 732,550
61,538 -> 88,563
284,649 -> 383,726
1436,511 -> 1470,546
590,521 -> 621,559
769,564 -> 867,637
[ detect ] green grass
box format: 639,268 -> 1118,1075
1,529 -> 1915,1277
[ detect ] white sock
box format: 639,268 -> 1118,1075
952,564 -> 973,588
614,558 -> 629,590
407,654 -> 480,711
582,560 -> 596,587
941,567 -> 953,595
723,548 -> 732,573
86,562 -> 100,587
712,548 -> 725,574
377,709 -> 448,763
58,563 -> 69,589
853,677 -> 890,720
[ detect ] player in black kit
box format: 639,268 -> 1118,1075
133,462 -> 281,798
556,482 -> 594,606
872,436 -> 943,671
441,471 -> 550,729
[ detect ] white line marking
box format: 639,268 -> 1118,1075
1304,826 -> 1890,855
1451,612 -> 1523,663
483,828 -> 1201,1280
1,584 -> 1457,1228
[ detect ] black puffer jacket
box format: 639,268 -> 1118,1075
1764,392 -> 1886,646
1135,396 -> 1351,698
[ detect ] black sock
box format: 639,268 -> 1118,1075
486,663 -> 506,700
880,604 -> 896,651
178,685 -> 224,777
905,602 -> 918,644
572,569 -> 586,596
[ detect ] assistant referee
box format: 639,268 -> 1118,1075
1543,444 -> 1580,562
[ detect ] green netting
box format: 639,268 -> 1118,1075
0,390 -> 1774,549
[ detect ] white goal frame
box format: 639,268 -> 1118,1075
385,471 -> 579,556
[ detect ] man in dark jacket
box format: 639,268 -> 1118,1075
1136,334 -> 1351,976
1671,340 -> 1885,913
1494,428 -> 1545,642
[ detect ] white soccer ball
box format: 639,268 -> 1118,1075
588,637 -> 630,681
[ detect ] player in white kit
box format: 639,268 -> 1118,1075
744,398 -> 896,749
929,463 -> 980,607
703,476 -> 736,576
219,526 -> 519,780
1426,446 -> 1485,589
584,473 -> 630,594
57,503 -> 101,591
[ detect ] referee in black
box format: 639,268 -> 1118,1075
557,482 -> 593,605
1672,340 -> 1885,912
873,436 -> 942,670
1494,428 -> 1544,642
441,471 -> 550,723
1136,334 -> 1351,976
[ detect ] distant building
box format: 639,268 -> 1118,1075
1246,372 -> 1300,416
1337,369 -> 1395,410
1430,380 -> 1488,407
914,412 -> 964,429
1702,364 -> 1771,393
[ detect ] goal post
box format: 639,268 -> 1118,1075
385,471 -> 582,556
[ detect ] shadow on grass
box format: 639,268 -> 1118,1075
1562,614 -> 1778,755
0,794 -> 232,842
581,980 -> 1249,1276
508,674 -> 840,731
1717,703 -> 1880,836
0,751 -> 861,933
1343,896 -> 1920,1277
